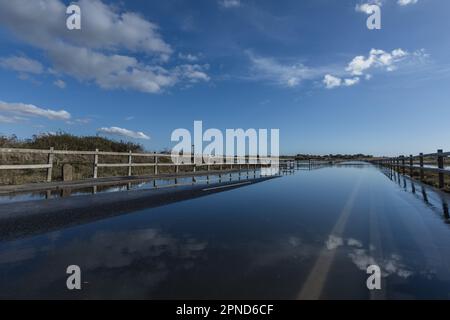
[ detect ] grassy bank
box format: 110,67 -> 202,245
0,133 -> 242,185
0,133 -> 158,185
392,165 -> 450,193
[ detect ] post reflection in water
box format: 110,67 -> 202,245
380,166 -> 450,223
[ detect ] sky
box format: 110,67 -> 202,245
0,0 -> 449,156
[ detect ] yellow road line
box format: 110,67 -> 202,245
298,176 -> 363,300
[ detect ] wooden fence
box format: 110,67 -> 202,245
0,147 -> 283,183
372,149 -> 450,189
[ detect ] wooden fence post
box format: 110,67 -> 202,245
128,151 -> 133,176
47,147 -> 54,182
409,155 -> 413,177
437,149 -> 444,189
155,154 -> 158,175
419,153 -> 424,181
93,148 -> 99,179
401,156 -> 406,175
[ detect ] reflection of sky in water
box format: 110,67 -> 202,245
326,235 -> 413,279
1,164 -> 450,299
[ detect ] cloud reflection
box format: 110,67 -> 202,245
325,235 -> 413,279
0,228 -> 208,298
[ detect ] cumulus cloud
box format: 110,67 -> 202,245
356,4 -> 373,14
0,0 -> 171,59
325,48 -> 426,89
398,0 -> 418,6
0,56 -> 44,74
176,64 -> 210,83
323,74 -> 342,89
97,126 -> 150,140
323,48 -> 414,89
0,0 -> 209,94
344,77 -> 360,86
346,48 -> 408,76
0,101 -> 71,120
219,0 -> 241,8
323,74 -> 360,89
356,0 -> 418,12
248,47 -> 424,90
356,1 -> 382,14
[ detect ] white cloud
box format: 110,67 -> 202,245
0,56 -> 43,74
346,48 -> 409,76
178,53 -> 199,62
97,126 -> 150,140
0,101 -> 71,120
349,250 -> 413,279
398,0 -> 418,6
0,115 -> 23,123
247,51 -> 328,88
344,77 -> 360,86
53,79 -> 66,89
322,48 -> 415,89
0,0 -> 172,59
248,47 -> 425,90
0,0 -> 209,94
326,236 -> 413,279
356,0 -> 418,12
355,0 -> 383,14
176,64 -> 210,83
323,74 -> 342,89
219,0 -> 241,8
323,74 -> 360,89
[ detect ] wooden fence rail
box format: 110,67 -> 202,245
0,147 -> 284,183
372,149 -> 450,189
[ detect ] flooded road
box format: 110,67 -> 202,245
1,163 -> 450,299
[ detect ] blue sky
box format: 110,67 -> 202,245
0,0 -> 449,156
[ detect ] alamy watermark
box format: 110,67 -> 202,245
357,3 -> 382,30
366,5 -> 381,30
66,4 -> 81,30
170,121 -> 280,176
367,265 -> 381,290
66,265 -> 81,290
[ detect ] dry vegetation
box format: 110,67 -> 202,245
0,133 -> 157,185
391,159 -> 450,193
0,133 -> 237,185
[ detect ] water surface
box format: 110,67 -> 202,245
1,163 -> 450,299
